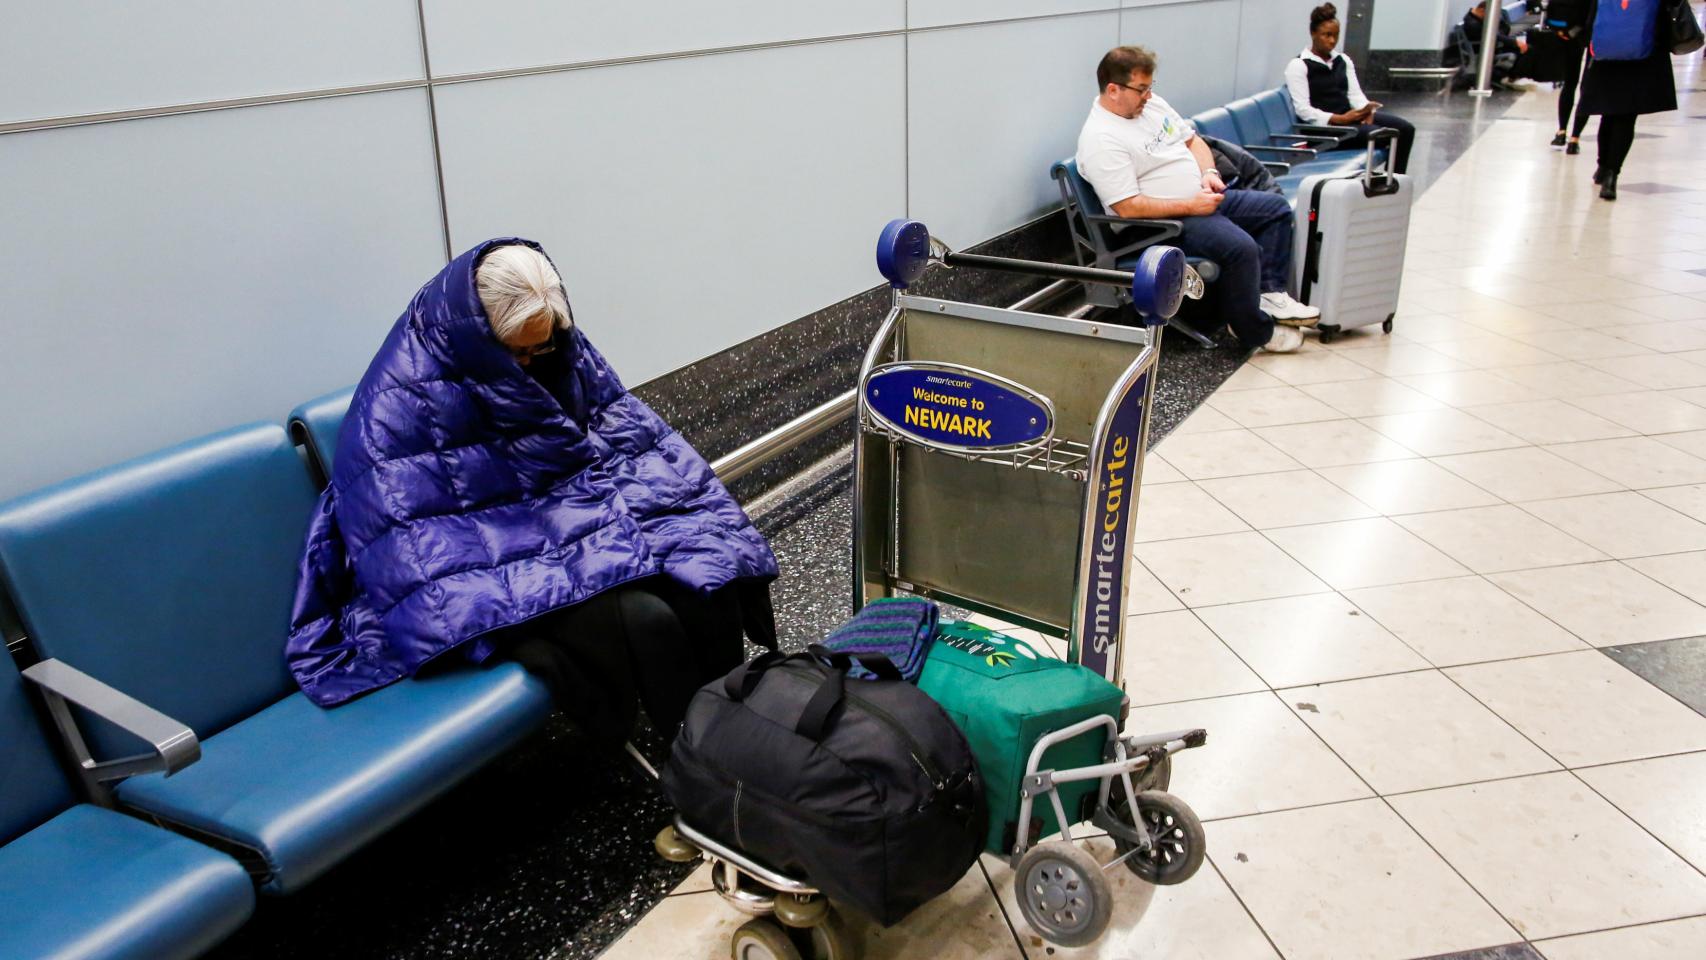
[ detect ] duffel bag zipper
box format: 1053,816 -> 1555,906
776,666 -> 948,799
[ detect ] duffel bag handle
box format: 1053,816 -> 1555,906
791,644 -> 904,741
806,643 -> 904,682
723,650 -> 789,701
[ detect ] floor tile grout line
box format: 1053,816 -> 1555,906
974,857 -> 1033,960
1371,792 -> 1529,950
1198,853 -> 1288,960
1560,767 -> 1706,885
1520,911 -> 1706,952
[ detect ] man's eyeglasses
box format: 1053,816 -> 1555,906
1118,82 -> 1154,96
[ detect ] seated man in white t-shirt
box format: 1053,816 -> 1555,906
1076,45 -> 1317,354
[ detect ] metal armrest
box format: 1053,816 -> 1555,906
1267,133 -> 1339,147
1084,214 -> 1182,260
1294,124 -> 1358,141
1262,161 -> 1291,174
24,658 -> 200,798
1244,144 -> 1317,159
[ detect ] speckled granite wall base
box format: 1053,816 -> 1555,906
632,212 -> 1074,501
1365,49 -> 1456,91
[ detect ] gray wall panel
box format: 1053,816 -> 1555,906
1119,1 -> 1241,116
432,38 -> 907,385
0,91 -> 447,498
909,1 -> 1113,30
0,1 -> 423,124
907,13 -> 1120,248
421,0 -> 905,77
1234,0 -> 1320,96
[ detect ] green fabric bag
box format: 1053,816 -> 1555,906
918,619 -> 1127,856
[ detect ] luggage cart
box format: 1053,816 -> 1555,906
655,220 -> 1209,958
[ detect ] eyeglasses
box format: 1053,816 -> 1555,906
1118,82 -> 1154,96
509,338 -> 557,360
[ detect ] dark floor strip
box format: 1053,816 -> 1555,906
1602,636 -> 1706,718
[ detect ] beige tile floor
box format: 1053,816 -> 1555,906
603,60 -> 1706,960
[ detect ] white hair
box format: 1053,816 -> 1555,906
475,244 -> 572,344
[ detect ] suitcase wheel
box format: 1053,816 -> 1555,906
1016,841 -> 1113,947
1383,316 -> 1394,334
1317,324 -> 1341,344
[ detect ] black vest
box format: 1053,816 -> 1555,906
1302,55 -> 1354,114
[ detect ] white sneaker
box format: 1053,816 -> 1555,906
1259,291 -> 1321,325
1263,325 -> 1304,353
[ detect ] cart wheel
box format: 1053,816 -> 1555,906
1124,791 -> 1206,886
773,893 -> 829,929
731,918 -> 804,960
787,907 -> 859,960
1382,316 -> 1394,334
1015,842 -> 1113,947
654,825 -> 699,863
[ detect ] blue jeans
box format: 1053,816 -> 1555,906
1174,189 -> 1294,348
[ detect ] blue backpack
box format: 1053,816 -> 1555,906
1592,0 -> 1660,60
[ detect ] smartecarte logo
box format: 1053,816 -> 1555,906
1088,433 -> 1132,656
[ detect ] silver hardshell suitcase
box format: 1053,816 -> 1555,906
1290,129 -> 1413,344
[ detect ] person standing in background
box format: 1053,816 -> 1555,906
1284,4 -> 1417,174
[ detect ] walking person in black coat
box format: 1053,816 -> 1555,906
1545,0 -> 1595,154
1578,1 -> 1680,200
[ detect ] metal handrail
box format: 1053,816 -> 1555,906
710,390 -> 856,483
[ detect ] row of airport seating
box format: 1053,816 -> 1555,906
0,387 -> 537,960
1051,86 -> 1386,342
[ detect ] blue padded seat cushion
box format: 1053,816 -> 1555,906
114,661 -> 550,894
0,805 -> 253,960
0,424 -> 317,761
287,386 -> 355,481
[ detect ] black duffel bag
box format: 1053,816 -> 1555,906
661,645 -> 986,926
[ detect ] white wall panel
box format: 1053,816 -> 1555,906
421,0 -> 904,78
0,92 -> 447,499
432,38 -> 906,385
0,1 -> 423,124
1119,0 -> 1241,116
1233,0 -> 1320,97
910,1 -> 1112,30
1373,0 -> 1450,49
907,14 -> 1120,247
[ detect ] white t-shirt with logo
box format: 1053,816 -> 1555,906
1075,95 -> 1203,208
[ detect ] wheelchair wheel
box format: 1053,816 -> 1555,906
731,918 -> 803,960
1120,790 -> 1206,886
1015,841 -> 1113,947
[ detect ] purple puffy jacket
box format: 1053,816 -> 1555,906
285,238 -> 778,706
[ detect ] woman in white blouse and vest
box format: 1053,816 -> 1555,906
1283,3 -> 1416,174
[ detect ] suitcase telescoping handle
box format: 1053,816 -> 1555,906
1362,128 -> 1401,198
721,645 -> 902,741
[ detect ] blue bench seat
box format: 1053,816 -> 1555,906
0,422 -> 554,898
0,805 -> 254,960
0,648 -> 253,960
116,660 -> 550,894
